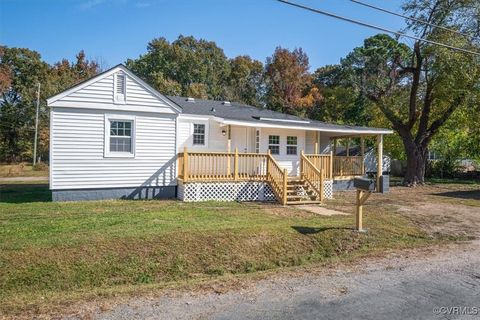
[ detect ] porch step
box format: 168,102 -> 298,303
284,178 -> 321,205
287,200 -> 322,205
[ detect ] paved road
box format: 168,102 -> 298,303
92,241 -> 480,320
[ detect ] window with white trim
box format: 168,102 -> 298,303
114,72 -> 126,103
255,130 -> 260,153
110,120 -> 133,153
268,135 -> 280,155
104,115 -> 135,158
193,124 -> 205,145
286,136 -> 297,155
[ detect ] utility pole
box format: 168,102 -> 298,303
33,82 -> 41,165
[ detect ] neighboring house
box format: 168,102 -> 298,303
47,65 -> 392,203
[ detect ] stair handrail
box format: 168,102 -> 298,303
266,152 -> 287,205
300,151 -> 324,201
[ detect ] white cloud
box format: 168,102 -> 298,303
79,0 -> 106,10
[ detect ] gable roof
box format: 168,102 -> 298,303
167,96 -> 392,135
47,64 -> 181,113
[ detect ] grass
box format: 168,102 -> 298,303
0,163 -> 49,178
0,182 -> 445,316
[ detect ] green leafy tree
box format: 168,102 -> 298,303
227,55 -> 264,107
0,47 -> 100,162
0,47 -> 49,162
340,0 -> 480,185
126,35 -> 231,99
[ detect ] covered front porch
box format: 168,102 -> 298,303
176,122 -> 385,204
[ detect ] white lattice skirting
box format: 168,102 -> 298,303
323,179 -> 333,199
178,180 -> 334,202
178,181 -> 276,202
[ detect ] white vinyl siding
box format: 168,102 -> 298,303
49,72 -> 177,114
50,108 -> 176,190
260,128 -> 306,176
177,116 -> 227,152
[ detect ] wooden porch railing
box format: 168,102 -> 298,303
178,148 -> 268,182
266,153 -> 288,205
300,152 -> 324,201
304,153 -> 333,179
333,156 -> 364,176
178,148 -> 288,204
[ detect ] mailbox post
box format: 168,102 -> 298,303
353,177 -> 375,232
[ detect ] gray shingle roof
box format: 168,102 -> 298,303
166,96 -> 392,134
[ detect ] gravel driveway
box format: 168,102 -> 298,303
87,240 -> 480,320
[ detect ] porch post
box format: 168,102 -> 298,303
361,136 -> 365,175
183,146 -> 188,183
314,131 -> 319,154
346,138 -> 350,157
227,125 -> 231,152
227,125 -> 232,176
300,150 -> 304,179
329,151 -> 333,179
376,134 -> 383,189
234,147 -> 239,181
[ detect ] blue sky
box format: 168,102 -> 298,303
0,0 -> 407,70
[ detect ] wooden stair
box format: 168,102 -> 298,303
285,178 -> 321,205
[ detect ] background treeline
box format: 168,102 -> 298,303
1,0 -> 479,185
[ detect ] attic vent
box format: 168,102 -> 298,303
186,97 -> 195,102
116,73 -> 125,94
114,72 -> 126,103
222,101 -> 231,106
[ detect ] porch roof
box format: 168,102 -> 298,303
167,96 -> 392,136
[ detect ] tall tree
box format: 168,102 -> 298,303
126,35 -> 231,100
0,47 -> 100,162
264,47 -> 317,115
227,55 -> 264,107
0,47 -> 49,162
341,0 -> 480,185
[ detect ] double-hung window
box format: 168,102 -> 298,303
193,124 -> 205,145
105,115 -> 135,157
110,120 -> 133,153
268,135 -> 280,155
286,136 -> 298,155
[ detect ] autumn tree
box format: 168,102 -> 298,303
341,0 -> 480,185
264,47 -> 319,116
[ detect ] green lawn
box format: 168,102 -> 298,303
0,182 -> 439,316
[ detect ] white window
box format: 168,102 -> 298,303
193,124 -> 205,145
104,115 -> 135,157
255,130 -> 260,153
268,135 -> 280,155
114,72 -> 126,103
286,136 -> 297,155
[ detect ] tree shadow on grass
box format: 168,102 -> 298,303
291,226 -> 352,234
431,190 -> 480,201
0,184 -> 51,203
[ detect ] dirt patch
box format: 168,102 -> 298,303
294,205 -> 350,216
325,184 -> 480,239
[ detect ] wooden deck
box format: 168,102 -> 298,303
178,148 -> 365,204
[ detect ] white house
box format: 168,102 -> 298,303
47,65 -> 392,203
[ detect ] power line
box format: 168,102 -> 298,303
349,0 -> 470,38
276,0 -> 480,56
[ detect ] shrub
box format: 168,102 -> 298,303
32,162 -> 48,171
